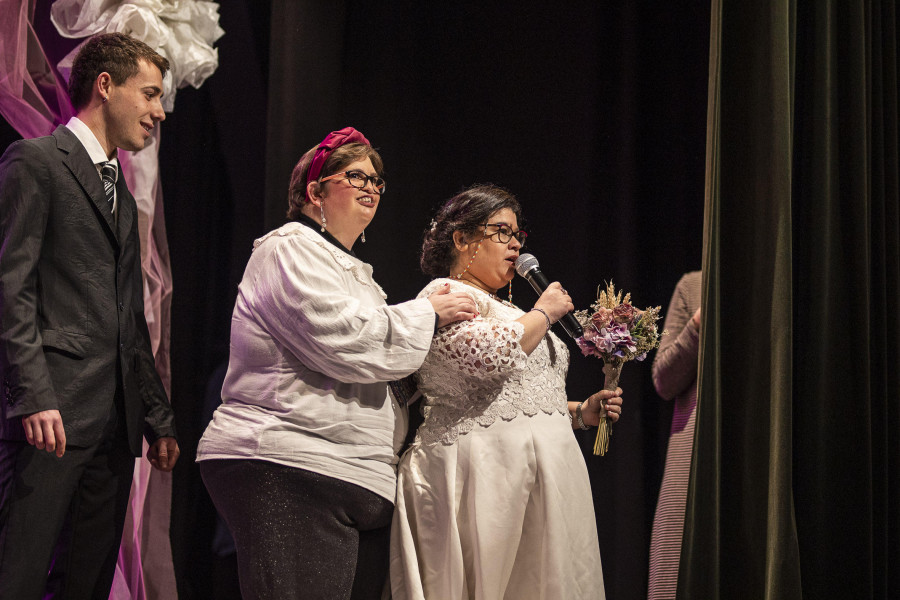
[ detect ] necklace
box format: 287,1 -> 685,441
453,278 -> 518,308
450,237 -> 516,304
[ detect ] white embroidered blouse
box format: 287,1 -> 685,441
412,278 -> 570,447
197,222 -> 436,502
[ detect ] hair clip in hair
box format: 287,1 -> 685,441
429,219 -> 437,232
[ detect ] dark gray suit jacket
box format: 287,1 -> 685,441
0,125 -> 175,456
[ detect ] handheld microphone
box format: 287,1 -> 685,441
514,253 -> 584,340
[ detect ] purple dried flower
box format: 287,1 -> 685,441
576,336 -> 601,358
597,323 -> 637,357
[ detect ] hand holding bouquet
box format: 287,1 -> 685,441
574,282 -> 664,455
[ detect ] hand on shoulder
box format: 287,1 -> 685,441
427,282 -> 479,328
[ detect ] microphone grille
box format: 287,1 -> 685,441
514,253 -> 540,277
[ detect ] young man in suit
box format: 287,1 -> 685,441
0,32 -> 180,598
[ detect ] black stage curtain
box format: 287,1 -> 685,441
681,1 -> 899,599
158,4 -> 271,598
264,3 -> 708,599
0,2 -> 709,599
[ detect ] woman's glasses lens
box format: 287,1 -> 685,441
483,224 -> 527,246
347,171 -> 385,193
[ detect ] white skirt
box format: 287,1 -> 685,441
390,411 -> 606,600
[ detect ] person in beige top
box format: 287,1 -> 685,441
648,270 -> 702,600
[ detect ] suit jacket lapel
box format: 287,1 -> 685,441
53,126 -> 119,249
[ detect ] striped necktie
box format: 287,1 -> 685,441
100,161 -> 117,213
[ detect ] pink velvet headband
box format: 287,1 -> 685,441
305,126 -> 371,201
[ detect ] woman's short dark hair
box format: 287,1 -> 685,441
421,184 -> 522,277
68,32 -> 169,111
286,143 -> 384,221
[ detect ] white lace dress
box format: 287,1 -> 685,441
390,279 -> 605,600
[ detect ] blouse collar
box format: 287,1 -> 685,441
295,213 -> 356,258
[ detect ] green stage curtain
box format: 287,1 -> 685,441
681,1 -> 899,599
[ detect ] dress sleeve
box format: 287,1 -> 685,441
241,234 -> 436,384
426,313 -> 529,389
651,274 -> 700,400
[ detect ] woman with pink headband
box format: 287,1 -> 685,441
197,127 -> 477,599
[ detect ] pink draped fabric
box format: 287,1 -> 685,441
0,3 -> 176,598
0,0 -> 73,134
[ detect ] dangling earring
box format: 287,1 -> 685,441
507,280 -> 513,303
361,230 -> 366,243
320,202 -> 326,232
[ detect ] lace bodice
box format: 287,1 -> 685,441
413,279 -> 570,446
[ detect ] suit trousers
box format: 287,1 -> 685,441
201,459 -> 394,600
0,414 -> 134,600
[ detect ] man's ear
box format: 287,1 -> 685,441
97,72 -> 112,102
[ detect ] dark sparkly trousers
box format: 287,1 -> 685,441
201,459 -> 394,600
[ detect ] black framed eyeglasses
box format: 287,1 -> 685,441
480,223 -> 527,246
319,170 -> 386,194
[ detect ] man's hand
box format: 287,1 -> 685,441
147,437 -> 180,471
22,410 -> 66,457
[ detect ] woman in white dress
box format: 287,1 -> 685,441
197,127 -> 477,600
391,184 -> 623,600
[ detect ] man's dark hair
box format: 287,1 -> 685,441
68,32 -> 169,110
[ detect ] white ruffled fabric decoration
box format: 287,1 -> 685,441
51,0 -> 223,111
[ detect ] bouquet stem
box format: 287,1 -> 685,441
594,361 -> 623,456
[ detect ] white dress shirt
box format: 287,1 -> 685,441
65,116 -> 118,215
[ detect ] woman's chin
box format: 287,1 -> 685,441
358,212 -> 376,229
486,273 -> 513,292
